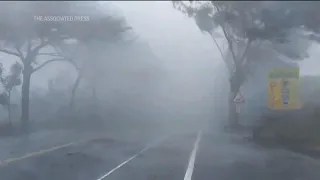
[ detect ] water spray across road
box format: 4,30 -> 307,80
1,129 -> 320,180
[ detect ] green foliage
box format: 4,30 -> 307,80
1,62 -> 23,92
6,62 -> 23,90
172,1 -> 319,102
173,1 -> 316,61
0,1 -> 133,70
0,62 -> 22,105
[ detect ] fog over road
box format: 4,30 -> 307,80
1,1 -> 320,180
1,126 -> 320,180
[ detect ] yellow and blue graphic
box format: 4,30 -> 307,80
268,68 -> 302,110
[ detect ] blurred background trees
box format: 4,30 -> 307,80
173,1 -> 320,127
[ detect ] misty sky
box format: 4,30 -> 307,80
109,1 -> 219,70
110,1 -> 319,76
1,0 -> 319,93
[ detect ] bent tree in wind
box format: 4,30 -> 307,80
0,2 -> 132,129
48,3 -> 134,111
0,62 -> 23,124
172,1 -> 320,126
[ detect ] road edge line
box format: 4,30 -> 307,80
0,135 -> 104,166
96,136 -> 167,180
184,130 -> 202,180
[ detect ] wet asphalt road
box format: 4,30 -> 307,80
1,130 -> 320,180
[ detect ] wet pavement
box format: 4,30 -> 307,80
1,129 -> 320,180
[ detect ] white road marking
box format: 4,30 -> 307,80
96,138 -> 165,180
0,136 -> 106,166
184,131 -> 202,180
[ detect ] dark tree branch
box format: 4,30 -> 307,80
37,53 -> 64,58
24,38 -> 51,64
0,49 -> 20,58
32,58 -> 66,73
27,39 -> 32,54
32,58 -> 79,73
210,32 -> 226,61
31,39 -> 50,55
14,45 -> 24,60
209,32 -> 233,74
214,5 -> 238,64
221,25 -> 237,64
50,44 -> 80,71
239,40 -> 252,64
25,35 -> 71,64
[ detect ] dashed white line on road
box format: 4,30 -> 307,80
184,130 -> 202,180
96,137 -> 166,180
96,146 -> 149,180
0,136 -> 105,166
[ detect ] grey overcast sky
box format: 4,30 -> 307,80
110,1 -> 319,76
1,0 -> 319,93
109,1 -> 220,69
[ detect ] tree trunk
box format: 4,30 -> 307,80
228,90 -> 239,127
8,91 -> 11,124
21,70 -> 31,131
69,73 -> 82,110
228,66 -> 245,128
